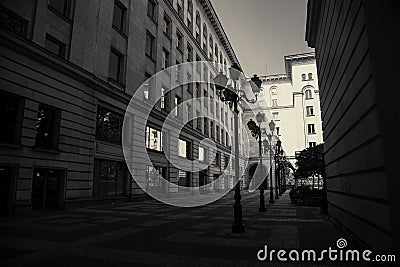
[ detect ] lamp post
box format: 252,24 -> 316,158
275,140 -> 282,199
247,112 -> 266,212
213,64 -> 262,233
267,120 -> 275,204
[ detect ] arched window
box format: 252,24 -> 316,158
187,0 -> 193,33
305,89 -> 312,99
195,11 -> 200,27
219,52 -> 223,64
301,73 -> 306,81
214,44 -> 218,57
308,73 -> 313,80
209,34 -> 213,60
270,86 -> 277,95
195,11 -> 201,43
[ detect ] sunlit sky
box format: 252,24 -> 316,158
212,0 -> 314,77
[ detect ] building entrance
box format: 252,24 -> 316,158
31,168 -> 65,210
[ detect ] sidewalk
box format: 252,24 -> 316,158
0,190 -> 369,266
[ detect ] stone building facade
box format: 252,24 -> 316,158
0,0 -> 246,214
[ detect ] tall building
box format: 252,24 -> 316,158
0,0 -> 246,214
243,52 -> 323,187
306,0 -> 399,255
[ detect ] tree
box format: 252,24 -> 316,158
295,143 -> 327,213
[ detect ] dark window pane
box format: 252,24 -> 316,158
100,160 -> 117,196
147,0 -> 157,20
96,106 -> 123,144
112,1 -> 125,32
0,94 -> 18,143
109,49 -> 123,83
35,104 -> 57,148
49,0 -> 70,17
45,35 -> 65,58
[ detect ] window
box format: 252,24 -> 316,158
109,48 -> 124,84
276,127 -> 280,136
146,126 -> 163,151
196,54 -> 201,73
221,129 -> 224,144
305,89 -> 312,99
307,124 -> 316,134
96,106 -> 123,144
309,142 -> 317,147
95,159 -> 127,198
145,31 -> 156,60
195,11 -> 201,43
146,165 -> 165,190
36,103 -> 60,149
174,95 -> 181,117
147,0 -> 157,21
204,118 -> 209,136
187,72 -> 193,94
209,35 -> 213,60
224,155 -> 229,168
163,13 -> 172,38
187,0 -> 193,33
162,48 -> 170,69
49,0 -> 71,17
196,111 -> 201,130
273,112 -> 279,120
178,139 -> 187,158
271,86 -> 277,95
306,106 -> 314,116
160,87 -> 169,110
186,104 -> 192,126
187,43 -> 193,62
196,82 -> 201,97
210,121 -> 215,139
0,92 -> 22,144
177,0 -> 183,19
45,34 -> 66,58
308,73 -> 313,80
302,74 -> 306,81
215,152 -> 220,166
112,1 -> 126,33
143,72 -> 151,100
225,132 -> 229,146
219,52 -> 223,64
176,30 -> 183,52
272,99 -> 278,107
214,44 -> 218,59
199,146 -> 205,162
202,23 -> 207,51
216,125 -> 220,142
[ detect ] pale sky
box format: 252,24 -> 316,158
212,0 -> 314,77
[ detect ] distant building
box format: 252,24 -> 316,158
243,52 -> 323,188
306,0 -> 400,255
0,0 -> 245,214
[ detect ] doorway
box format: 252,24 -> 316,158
0,165 -> 16,215
31,168 -> 65,210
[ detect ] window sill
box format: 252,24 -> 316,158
47,5 -> 72,24
163,32 -> 172,41
108,78 -> 125,90
112,25 -> 128,39
33,146 -> 61,154
308,132 -> 316,135
145,53 -> 156,63
147,15 -> 158,25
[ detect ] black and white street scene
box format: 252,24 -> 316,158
0,0 -> 398,266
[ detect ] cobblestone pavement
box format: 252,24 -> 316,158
0,191 -> 368,267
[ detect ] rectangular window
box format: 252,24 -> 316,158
109,48 -> 124,84
215,152 -> 220,166
221,129 -> 224,144
196,111 -> 201,131
306,106 -> 314,116
174,95 -> 181,117
272,99 -> 278,107
199,146 -> 205,162
307,124 -> 316,134
147,0 -> 157,21
309,142 -> 317,147
36,103 -> 60,149
143,72 -> 151,100
177,0 -> 183,19
96,106 -> 123,144
187,43 -> 193,62
95,159 -> 127,198
163,13 -> 172,38
273,112 -> 279,120
216,125 -> 220,142
210,121 -> 215,139
49,0 -> 71,18
146,126 -> 163,151
146,165 -> 166,191
196,82 -> 201,98
204,118 -> 209,136
225,132 -> 229,146
178,139 -> 187,158
145,31 -> 156,60
0,92 -> 22,144
162,48 -> 169,70
45,34 -> 66,58
276,127 -> 280,136
176,30 -> 183,52
196,54 -> 201,73
160,87 -> 169,110
112,1 -> 126,33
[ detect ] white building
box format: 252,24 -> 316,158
243,52 -> 323,187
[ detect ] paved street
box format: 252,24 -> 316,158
0,191 -> 364,267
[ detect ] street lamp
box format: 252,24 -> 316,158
247,112 -> 266,212
213,64 -> 262,233
275,139 -> 282,199
267,120 -> 275,204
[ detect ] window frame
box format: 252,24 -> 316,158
109,47 -> 125,85
112,0 -> 127,34
35,103 -> 61,150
